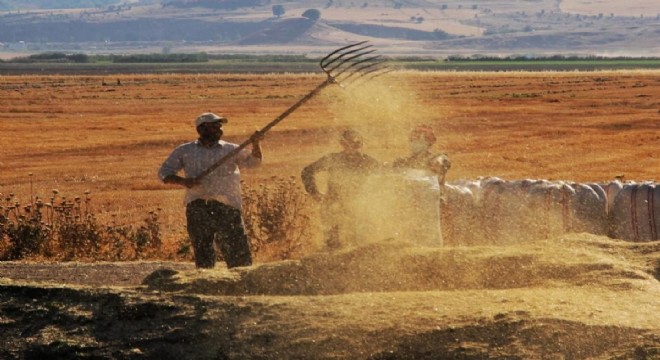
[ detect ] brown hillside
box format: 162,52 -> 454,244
238,17 -> 318,45
1,0 -> 659,56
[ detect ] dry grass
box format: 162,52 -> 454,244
559,0 -> 660,16
1,71 -> 658,255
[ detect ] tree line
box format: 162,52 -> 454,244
445,54 -> 660,61
1,53 -> 306,63
2,52 -> 659,64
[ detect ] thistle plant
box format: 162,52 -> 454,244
133,209 -> 162,259
1,173 -> 311,262
241,176 -> 313,260
0,174 -> 163,261
0,192 -> 49,260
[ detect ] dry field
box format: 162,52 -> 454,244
1,71 -> 658,249
1,70 -> 660,358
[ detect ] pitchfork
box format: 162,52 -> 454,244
193,41 -> 387,181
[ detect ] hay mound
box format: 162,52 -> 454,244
143,233 -> 660,295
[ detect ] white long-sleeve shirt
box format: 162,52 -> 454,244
158,139 -> 261,209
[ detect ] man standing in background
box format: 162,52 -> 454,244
391,124 -> 451,246
301,129 -> 380,250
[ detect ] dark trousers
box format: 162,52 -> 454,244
186,199 -> 252,269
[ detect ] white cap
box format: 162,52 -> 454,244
195,112 -> 228,127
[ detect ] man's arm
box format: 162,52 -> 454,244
162,175 -> 199,189
235,131 -> 264,168
429,154 -> 451,185
159,146 -> 199,188
365,154 -> 382,171
250,131 -> 264,160
301,155 -> 329,201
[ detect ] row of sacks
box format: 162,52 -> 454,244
441,177 -> 659,245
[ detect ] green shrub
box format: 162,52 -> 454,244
7,52 -> 90,63
111,53 -> 208,63
302,8 -> 321,21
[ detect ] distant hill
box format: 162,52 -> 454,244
0,0 -> 658,56
163,0 -> 263,10
0,0 -> 122,10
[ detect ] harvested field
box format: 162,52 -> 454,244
1,70 -> 659,358
1,71 -> 657,244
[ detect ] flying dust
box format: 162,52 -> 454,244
322,74 -> 438,153
304,74 -> 448,248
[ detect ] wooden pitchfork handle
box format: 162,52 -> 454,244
193,41 -> 383,182
192,80 -> 333,181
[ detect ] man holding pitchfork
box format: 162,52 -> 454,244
158,112 -> 264,269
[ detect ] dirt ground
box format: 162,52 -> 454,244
1,234 -> 659,359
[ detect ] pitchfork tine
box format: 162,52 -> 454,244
320,41 -> 369,68
353,57 -> 386,74
326,49 -> 377,74
334,55 -> 383,82
353,64 -> 391,82
338,61 -> 390,87
322,45 -> 373,72
342,67 -> 392,88
363,63 -> 390,77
